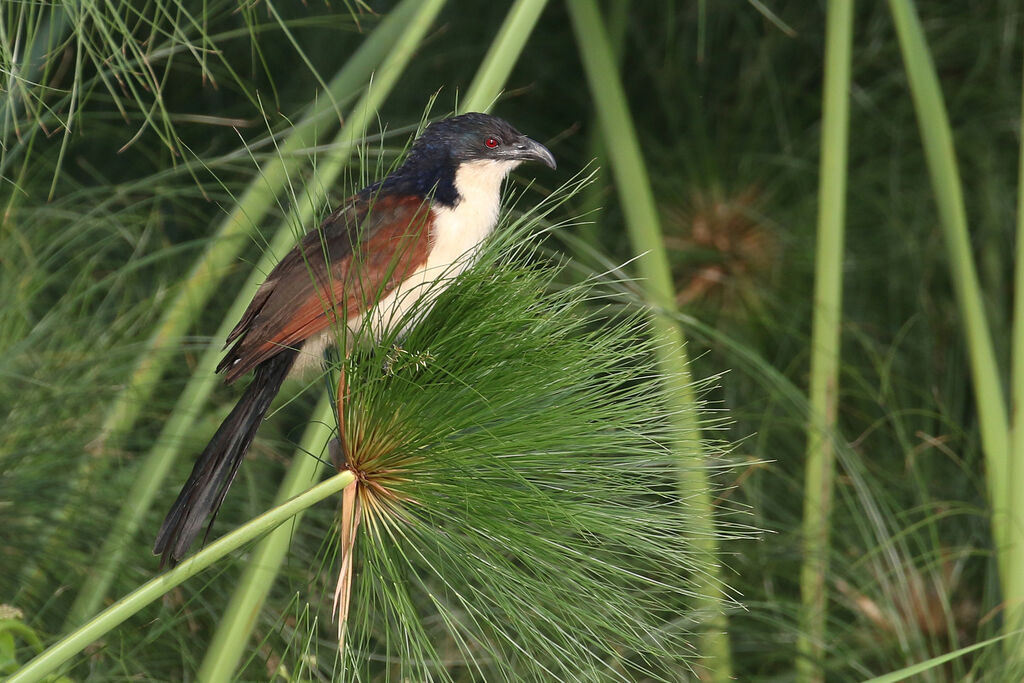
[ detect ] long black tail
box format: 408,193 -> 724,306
154,348 -> 298,567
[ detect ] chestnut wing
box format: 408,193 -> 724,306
218,194 -> 435,384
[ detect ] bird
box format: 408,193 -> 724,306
153,112 -> 556,567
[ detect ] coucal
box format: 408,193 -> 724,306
154,112 -> 556,566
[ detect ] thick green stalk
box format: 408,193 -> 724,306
578,0 -> 629,232
887,0 -> 1010,568
796,2 -> 854,681
461,0 -> 549,112
196,397 -> 336,683
1005,54 -> 1024,663
59,0 -> 423,628
8,471 -> 355,683
18,0 -> 418,602
565,0 -> 732,678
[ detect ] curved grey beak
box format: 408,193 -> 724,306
510,135 -> 557,170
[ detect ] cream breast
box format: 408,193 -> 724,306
291,158 -> 521,374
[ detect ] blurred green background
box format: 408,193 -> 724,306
2,1 -> 1023,680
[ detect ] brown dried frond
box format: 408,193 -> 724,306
835,547 -> 977,649
331,374 -> 426,653
662,186 -> 778,310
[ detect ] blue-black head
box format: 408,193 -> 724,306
375,113 -> 555,206
411,112 -> 556,170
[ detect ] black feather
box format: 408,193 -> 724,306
153,347 -> 299,567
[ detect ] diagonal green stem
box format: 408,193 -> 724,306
887,0 -> 1010,574
796,2 -> 854,680
860,633 -> 1013,683
59,0 -> 424,629
8,470 -> 354,683
565,0 -> 732,678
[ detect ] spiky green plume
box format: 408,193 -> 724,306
301,176 -> 747,681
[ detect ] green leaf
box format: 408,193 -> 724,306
861,633 -> 1009,683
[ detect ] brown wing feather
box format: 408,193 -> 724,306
218,194 -> 435,384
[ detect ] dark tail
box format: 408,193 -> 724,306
154,348 -> 298,567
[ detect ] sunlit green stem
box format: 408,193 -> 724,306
8,471 -> 354,683
796,2 -> 854,680
565,0 -> 732,678
461,0 -> 549,113
197,397 -> 336,683
578,0 -> 629,234
887,0 -> 1010,573
860,633 -> 1012,683
1004,51 -> 1024,664
59,0 -> 423,629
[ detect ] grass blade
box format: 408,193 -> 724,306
860,633 -> 1009,683
796,2 -> 854,680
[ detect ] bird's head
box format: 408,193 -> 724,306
376,112 -> 555,208
413,112 -> 556,171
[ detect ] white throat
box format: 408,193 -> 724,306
332,159 -> 519,352
433,158 -> 520,255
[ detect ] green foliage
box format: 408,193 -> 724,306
326,213 -> 743,680
4,0 -> 1024,681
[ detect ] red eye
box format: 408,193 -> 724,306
485,137 -> 499,148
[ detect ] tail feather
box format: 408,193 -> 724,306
154,348 -> 298,567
